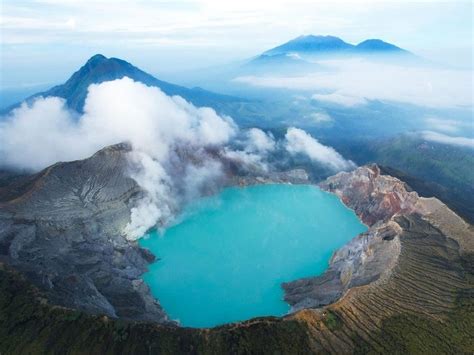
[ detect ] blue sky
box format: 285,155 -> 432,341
1,0 -> 472,90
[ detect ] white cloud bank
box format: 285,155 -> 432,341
307,112 -> 333,124
424,116 -> 473,135
285,127 -> 355,171
0,78 -> 236,170
312,93 -> 367,107
421,131 -> 474,148
0,78 -> 354,239
245,128 -> 275,153
0,77 -> 237,239
234,58 -> 473,109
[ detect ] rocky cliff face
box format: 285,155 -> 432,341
321,164 -> 421,225
0,143 -> 169,322
283,165 -> 473,313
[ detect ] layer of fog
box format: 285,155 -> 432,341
421,131 -> 474,148
234,58 -> 472,109
424,116 -> 473,137
0,77 -> 354,239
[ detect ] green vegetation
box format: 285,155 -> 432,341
355,290 -> 474,354
322,310 -> 343,331
0,264 -> 312,354
2,258 -> 472,354
354,253 -> 474,354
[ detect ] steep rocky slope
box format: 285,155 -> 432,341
0,143 -> 168,322
0,152 -> 472,353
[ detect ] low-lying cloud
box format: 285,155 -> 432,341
245,128 -> 275,153
311,93 -> 367,107
285,127 -> 355,171
0,78 -> 237,170
307,112 -> 333,124
421,131 -> 474,148
424,116 -> 472,135
234,58 -> 472,109
0,77 -> 354,239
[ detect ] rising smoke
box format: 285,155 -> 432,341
285,127 -> 355,171
0,77 -> 353,239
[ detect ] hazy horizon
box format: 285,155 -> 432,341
1,0 -> 472,91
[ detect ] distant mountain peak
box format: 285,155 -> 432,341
355,39 -> 407,53
79,54 -> 132,73
83,54 -> 108,69
87,53 -> 107,63
262,35 -> 412,57
265,35 -> 353,55
4,54 -> 243,115
295,34 -> 346,42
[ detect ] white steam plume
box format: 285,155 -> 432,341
0,78 -> 354,239
221,128 -> 276,173
124,151 -> 174,240
245,128 -> 275,153
0,77 -> 237,239
285,127 -> 355,171
0,78 -> 237,169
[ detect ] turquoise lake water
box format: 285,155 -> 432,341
139,184 -> 367,328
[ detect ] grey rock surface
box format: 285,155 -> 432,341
0,143 -> 169,322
